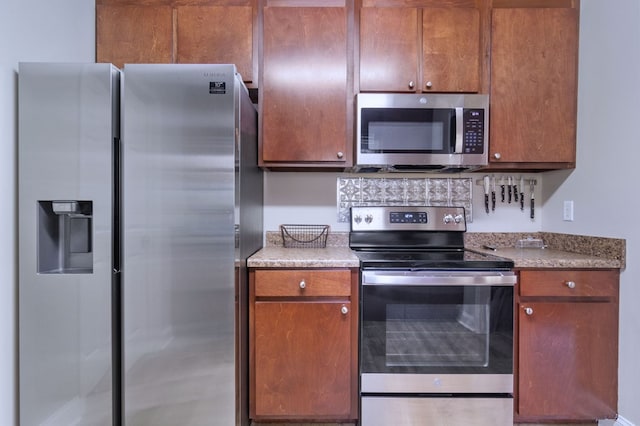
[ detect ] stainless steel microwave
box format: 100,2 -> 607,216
355,93 -> 489,172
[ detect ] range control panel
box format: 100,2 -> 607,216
350,206 -> 466,232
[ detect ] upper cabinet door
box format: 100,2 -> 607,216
96,1 -> 257,86
359,7 -> 418,92
359,5 -> 481,93
96,5 -> 173,68
490,7 -> 578,166
261,3 -> 351,166
422,7 -> 480,93
176,5 -> 255,83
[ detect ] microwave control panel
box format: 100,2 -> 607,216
462,109 -> 485,154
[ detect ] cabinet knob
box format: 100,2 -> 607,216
341,305 -> 349,315
493,152 -> 502,160
425,81 -> 433,89
408,81 -> 415,89
524,307 -> 534,316
299,280 -> 306,289
337,151 -> 344,159
565,280 -> 576,289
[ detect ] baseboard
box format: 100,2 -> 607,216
599,415 -> 636,426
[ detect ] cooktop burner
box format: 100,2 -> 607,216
349,206 -> 514,270
354,249 -> 514,270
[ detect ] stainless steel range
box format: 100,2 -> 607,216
350,206 -> 516,426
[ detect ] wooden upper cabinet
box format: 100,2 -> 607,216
422,8 -> 480,93
359,4 -> 481,93
489,6 -> 578,167
96,5 -> 173,68
359,7 -> 418,92
176,5 -> 255,82
96,0 -> 257,85
260,3 -> 351,166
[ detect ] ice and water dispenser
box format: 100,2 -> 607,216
38,200 -> 93,274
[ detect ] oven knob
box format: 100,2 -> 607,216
353,215 -> 362,224
454,214 -> 464,224
365,214 -> 373,224
443,214 -> 454,224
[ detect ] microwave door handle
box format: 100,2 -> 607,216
454,107 -> 463,153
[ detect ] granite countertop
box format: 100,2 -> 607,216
248,246 -> 360,268
248,231 -> 625,270
465,232 -> 625,269
469,247 -> 622,269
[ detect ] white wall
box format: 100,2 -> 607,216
542,0 -> 640,424
264,171 -> 544,233
0,1 -> 95,425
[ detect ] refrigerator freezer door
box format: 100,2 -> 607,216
122,64 -> 238,425
19,63 -> 119,425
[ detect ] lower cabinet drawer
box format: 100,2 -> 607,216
361,396 -> 513,426
254,269 -> 351,297
519,270 -> 618,298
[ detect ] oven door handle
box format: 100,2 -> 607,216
361,271 -> 516,286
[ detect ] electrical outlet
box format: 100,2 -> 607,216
563,200 -> 574,221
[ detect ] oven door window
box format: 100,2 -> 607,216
360,108 -> 455,154
360,284 -> 513,375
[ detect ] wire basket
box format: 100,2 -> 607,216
280,224 -> 330,248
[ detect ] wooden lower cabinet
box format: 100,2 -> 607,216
249,268 -> 358,422
516,269 -> 619,422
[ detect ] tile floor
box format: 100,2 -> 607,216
251,423 -> 596,426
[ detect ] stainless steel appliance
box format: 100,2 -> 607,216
355,93 -> 489,172
18,63 -> 262,425
350,206 -> 515,426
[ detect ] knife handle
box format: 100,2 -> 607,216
500,185 -> 505,202
514,186 -> 519,202
485,194 -> 490,214
491,192 -> 496,211
530,198 -> 535,219
520,193 -> 524,211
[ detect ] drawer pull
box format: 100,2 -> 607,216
565,280 -> 576,289
341,305 -> 349,315
524,307 -> 534,316
299,280 -> 306,289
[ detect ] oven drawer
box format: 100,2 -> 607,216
519,270 -> 618,298
361,396 -> 513,426
254,269 -> 351,297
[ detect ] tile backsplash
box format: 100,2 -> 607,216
337,176 -> 473,223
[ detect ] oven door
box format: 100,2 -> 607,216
360,269 -> 515,395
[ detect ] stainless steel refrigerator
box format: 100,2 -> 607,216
18,63 -> 263,425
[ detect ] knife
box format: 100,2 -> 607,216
500,177 -> 505,203
513,177 -> 519,203
483,175 -> 490,214
530,180 -> 535,219
520,177 -> 525,211
491,176 -> 496,211
507,176 -> 513,203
